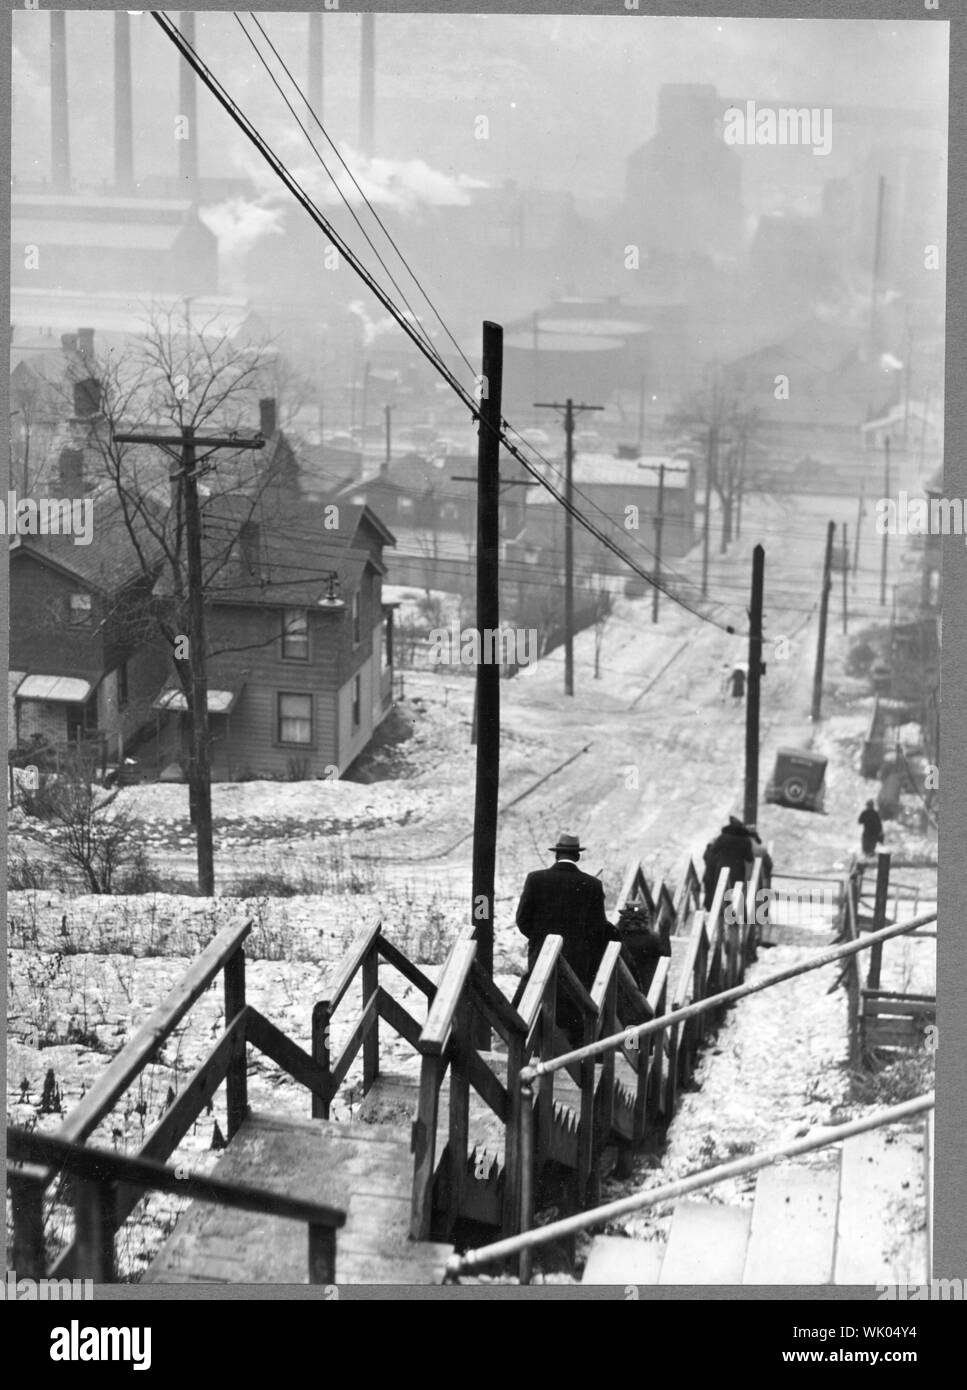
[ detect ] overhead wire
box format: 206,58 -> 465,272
151,11 -> 748,638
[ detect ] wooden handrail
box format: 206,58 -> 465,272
318,919 -> 381,1014
452,1093 -> 935,1275
468,959 -> 527,1043
8,1126 -> 345,1284
55,921 -> 252,1152
6,1129 -> 347,1226
523,908 -> 938,1081
589,941 -> 623,1015
420,940 -> 476,1054
557,956 -> 597,1017
518,935 -> 564,1040
377,936 -> 437,999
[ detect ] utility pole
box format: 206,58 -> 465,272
651,462 -> 665,624
853,479 -> 864,577
811,521 -> 835,722
701,424 -> 715,600
113,425 -> 264,895
880,435 -> 891,606
841,522 -> 849,635
384,403 -> 392,468
869,175 -> 886,361
744,544 -> 765,828
535,397 -> 604,694
471,322 -> 503,1020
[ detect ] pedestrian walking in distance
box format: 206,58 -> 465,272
859,799 -> 885,857
516,832 -> 653,1044
729,666 -> 746,704
702,816 -> 755,909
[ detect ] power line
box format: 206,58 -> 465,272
151,12 -> 748,638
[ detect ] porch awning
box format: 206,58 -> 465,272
16,674 -> 93,703
152,685 -> 244,715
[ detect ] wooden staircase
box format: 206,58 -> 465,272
145,1105 -> 453,1285
582,1125 -> 927,1286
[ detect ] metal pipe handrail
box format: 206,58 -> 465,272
520,908 -> 937,1083
447,1092 -> 934,1277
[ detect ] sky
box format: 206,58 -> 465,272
12,12 -> 949,206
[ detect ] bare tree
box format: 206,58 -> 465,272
669,370 -> 763,553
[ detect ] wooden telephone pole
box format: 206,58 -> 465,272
651,462 -> 665,624
880,435 -> 891,606
744,544 -> 765,828
113,425 -> 264,895
535,397 -> 603,694
471,322 -> 503,1014
811,521 -> 836,723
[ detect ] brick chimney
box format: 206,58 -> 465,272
72,378 -> 101,419
76,327 -> 95,361
58,447 -> 85,498
50,12 -> 70,193
259,398 -> 277,438
114,13 -> 134,192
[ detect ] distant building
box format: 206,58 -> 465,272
522,454 -> 695,571
9,511 -> 168,764
625,84 -> 745,264
11,195 -> 218,295
151,500 -> 398,780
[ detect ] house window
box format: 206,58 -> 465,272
117,661 -> 129,709
282,608 -> 309,660
352,591 -> 361,647
278,692 -> 313,744
352,674 -> 362,729
69,592 -> 92,625
440,502 -> 460,522
397,496 -> 414,515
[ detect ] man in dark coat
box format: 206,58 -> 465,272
516,833 -> 653,1042
702,817 -> 755,909
859,799 -> 884,857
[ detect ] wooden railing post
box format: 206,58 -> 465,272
535,965 -> 557,1166
599,973 -> 617,1140
9,1174 -> 46,1277
362,937 -> 379,1093
447,1001 -> 470,1238
74,1179 -> 116,1282
224,945 -> 247,1140
867,851 -> 891,990
576,1012 -> 595,1207
410,1054 -> 442,1241
502,1032 -> 525,1238
311,1002 -> 333,1119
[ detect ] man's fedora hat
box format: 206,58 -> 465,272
549,832 -> 586,853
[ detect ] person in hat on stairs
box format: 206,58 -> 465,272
702,817 -> 755,910
516,833 -> 653,1045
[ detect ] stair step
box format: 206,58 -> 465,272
582,1235 -> 664,1285
834,1128 -> 926,1285
658,1200 -> 752,1284
145,1109 -> 452,1285
743,1162 -> 840,1284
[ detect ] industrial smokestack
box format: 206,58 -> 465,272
114,13 -> 134,192
308,13 -> 323,119
178,12 -> 198,191
50,12 -> 70,193
360,13 -> 374,159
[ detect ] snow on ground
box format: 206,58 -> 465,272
6,490 -> 938,1282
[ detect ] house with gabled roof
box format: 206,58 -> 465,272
150,494 -> 398,780
9,498 -> 168,765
